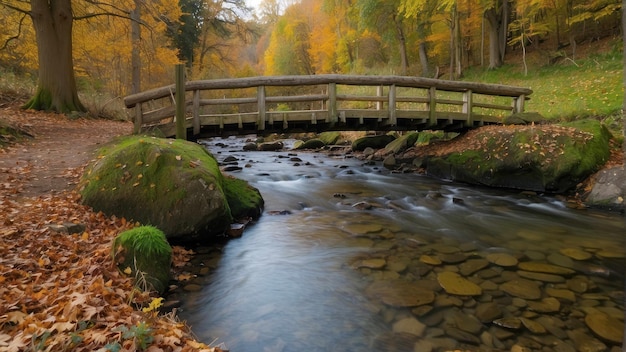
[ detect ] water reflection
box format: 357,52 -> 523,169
179,137 -> 625,351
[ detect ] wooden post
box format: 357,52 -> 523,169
514,94 -> 526,113
463,89 -> 473,126
388,84 -> 397,126
257,85 -> 266,131
428,86 -> 437,126
133,103 -> 142,134
328,83 -> 337,125
376,85 -> 383,110
192,90 -> 200,135
175,64 -> 186,139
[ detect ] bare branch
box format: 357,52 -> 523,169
0,2 -> 31,16
1,13 -> 27,50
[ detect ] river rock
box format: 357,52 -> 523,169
437,271 -> 482,296
351,134 -> 396,151
547,253 -> 575,268
420,255 -> 442,265
357,258 -> 386,269
342,222 -> 383,235
366,280 -> 435,307
546,287 -> 576,302
519,318 -> 547,334
440,253 -> 467,264
567,328 -> 607,352
518,261 -> 575,275
560,248 -> 593,261
527,297 -> 560,313
392,317 -> 426,336
567,277 -> 590,293
493,317 -> 522,330
584,311 -> 624,344
444,327 -> 481,345
486,253 -> 518,267
517,270 -> 565,283
583,165 -> 625,211
475,302 -> 503,323
258,141 -> 284,151
445,309 -> 483,334
383,155 -> 396,169
459,259 -> 489,276
500,278 -> 541,300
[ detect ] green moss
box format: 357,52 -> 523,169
318,131 -> 341,145
223,176 -> 264,219
81,135 -> 225,209
112,226 -> 172,294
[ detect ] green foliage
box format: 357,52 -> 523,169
110,322 -> 155,351
112,226 -> 172,294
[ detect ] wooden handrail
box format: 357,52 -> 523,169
124,74 -> 532,108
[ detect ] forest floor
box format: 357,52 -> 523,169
0,101 -> 218,351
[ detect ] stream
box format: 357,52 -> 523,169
175,136 -> 625,352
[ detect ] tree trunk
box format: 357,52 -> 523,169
418,42 -> 430,77
485,7 -> 503,69
23,0 -> 85,113
131,0 -> 141,94
393,14 -> 408,76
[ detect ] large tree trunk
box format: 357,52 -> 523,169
418,42 -> 430,77
23,0 -> 85,113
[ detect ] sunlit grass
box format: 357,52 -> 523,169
462,51 -> 623,121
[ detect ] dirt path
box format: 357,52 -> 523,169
0,103 -> 132,197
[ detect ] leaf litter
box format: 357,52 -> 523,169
0,104 -> 222,351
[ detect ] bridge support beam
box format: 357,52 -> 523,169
463,89 -> 474,127
175,64 -> 186,139
388,84 -> 397,126
257,85 -> 266,131
328,83 -> 337,125
428,87 -> 437,127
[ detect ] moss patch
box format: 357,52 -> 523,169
425,120 -> 611,193
112,226 -> 172,294
223,176 -> 264,219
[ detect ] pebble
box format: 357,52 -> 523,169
560,248 -> 593,260
518,261 -> 576,275
459,258 -> 489,276
519,317 -> 547,334
366,280 -> 435,308
546,287 -> 576,302
584,310 -> 624,344
437,271 -> 483,296
527,297 -> 561,313
517,270 -> 566,283
475,302 -> 502,322
420,255 -> 442,265
392,317 -> 426,336
486,253 -> 518,267
500,278 -> 541,300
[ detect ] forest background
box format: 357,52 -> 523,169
0,0 -> 623,119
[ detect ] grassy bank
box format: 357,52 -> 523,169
463,47 -> 623,122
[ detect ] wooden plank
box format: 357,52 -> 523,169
192,90 -> 200,135
258,86 -> 266,131
388,84 -> 397,126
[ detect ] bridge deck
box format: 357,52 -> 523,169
124,74 -> 532,138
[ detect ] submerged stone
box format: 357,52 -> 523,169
584,311 -> 624,344
500,278 -> 541,300
486,253 -> 518,267
366,280 -> 435,307
437,271 -> 482,296
518,261 -> 575,275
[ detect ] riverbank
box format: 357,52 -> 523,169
0,103 -> 220,351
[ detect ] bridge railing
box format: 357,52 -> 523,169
123,74 -> 532,136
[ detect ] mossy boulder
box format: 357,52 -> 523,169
352,134 -> 397,151
318,131 -> 341,145
112,226 -> 172,294
425,120 -> 611,193
223,176 -> 264,219
80,136 -> 263,240
294,138 -> 325,150
380,132 -> 420,155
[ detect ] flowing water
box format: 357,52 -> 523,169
176,136 -> 625,352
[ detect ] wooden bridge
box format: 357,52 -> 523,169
123,74 -> 532,138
